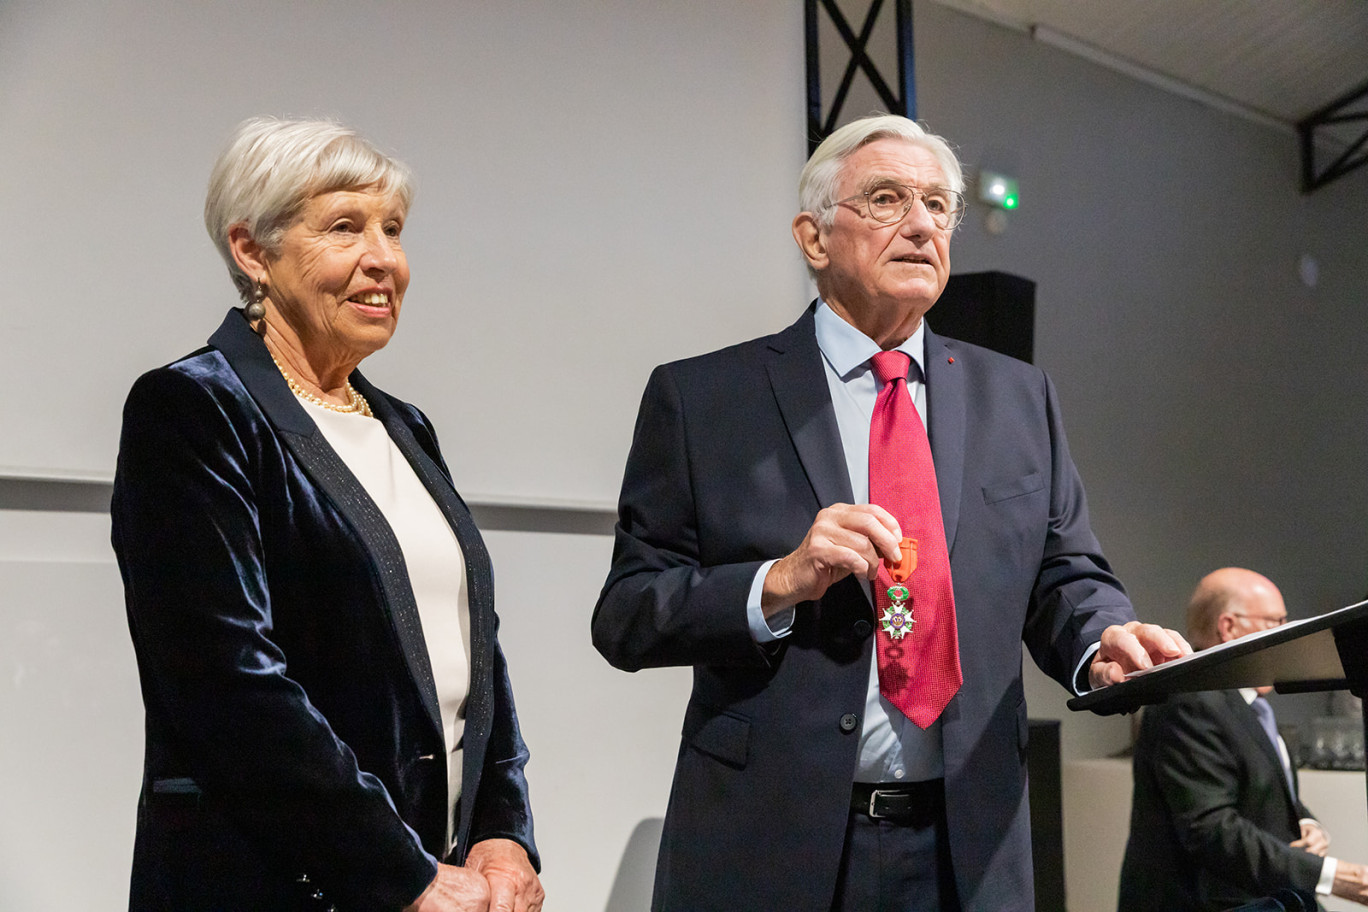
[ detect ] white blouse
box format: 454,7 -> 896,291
300,399 -> 471,854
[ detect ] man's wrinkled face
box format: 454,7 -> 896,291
817,139 -> 953,322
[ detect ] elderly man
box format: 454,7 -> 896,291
592,114 -> 1187,912
1119,568 -> 1368,910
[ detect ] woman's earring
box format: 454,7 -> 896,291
245,277 -> 267,322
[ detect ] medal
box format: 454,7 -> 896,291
879,538 -> 918,640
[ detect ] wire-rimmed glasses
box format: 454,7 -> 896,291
824,180 -> 966,231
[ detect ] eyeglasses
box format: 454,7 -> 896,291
823,180 -> 966,231
1229,612 -> 1288,629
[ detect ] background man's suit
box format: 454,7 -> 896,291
1119,689 -> 1324,911
593,304 -> 1137,911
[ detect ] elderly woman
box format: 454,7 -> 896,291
112,117 -> 543,912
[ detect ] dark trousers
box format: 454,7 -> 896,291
831,781 -> 960,912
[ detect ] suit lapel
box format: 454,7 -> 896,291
922,327 -> 966,551
358,377 -> 495,713
764,306 -> 855,509
356,384 -> 499,848
1229,691 -> 1299,809
207,310 -> 445,740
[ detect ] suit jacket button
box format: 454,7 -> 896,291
840,713 -> 859,733
852,620 -> 872,638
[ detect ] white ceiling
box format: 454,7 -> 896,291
929,0 -> 1368,133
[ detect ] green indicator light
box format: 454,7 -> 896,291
978,170 -> 1021,211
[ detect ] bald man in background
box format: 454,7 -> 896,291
1119,568 -> 1368,910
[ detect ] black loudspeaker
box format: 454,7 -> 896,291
1027,718 -> 1066,912
930,271 -> 1036,364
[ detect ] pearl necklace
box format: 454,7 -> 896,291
270,352 -> 372,417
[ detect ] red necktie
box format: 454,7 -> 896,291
869,350 -> 962,728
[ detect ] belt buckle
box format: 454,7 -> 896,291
867,788 -> 889,819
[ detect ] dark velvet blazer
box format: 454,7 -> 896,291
112,309 -> 537,912
592,304 -> 1135,912
1119,690 -> 1323,911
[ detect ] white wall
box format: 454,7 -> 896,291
4,1 -> 1368,909
482,529 -> 690,910
0,543 -> 139,909
0,0 -> 807,503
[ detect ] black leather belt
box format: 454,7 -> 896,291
851,779 -> 943,821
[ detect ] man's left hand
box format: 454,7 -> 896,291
1293,820 -> 1332,856
1089,621 -> 1192,689
465,838 -> 544,912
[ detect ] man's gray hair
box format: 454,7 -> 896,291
204,116 -> 415,302
798,114 -> 963,229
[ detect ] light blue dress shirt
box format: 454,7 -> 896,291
746,301 -> 944,782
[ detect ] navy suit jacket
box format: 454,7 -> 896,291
1119,690 -> 1323,911
593,304 -> 1135,911
112,310 -> 537,912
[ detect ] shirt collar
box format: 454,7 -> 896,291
814,300 -> 926,381
1239,687 -> 1259,704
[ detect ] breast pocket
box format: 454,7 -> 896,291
977,472 -> 1049,578
982,472 -> 1044,505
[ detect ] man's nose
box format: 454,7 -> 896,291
897,195 -> 937,236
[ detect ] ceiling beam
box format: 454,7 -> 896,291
805,0 -> 917,155
1297,77 -> 1368,193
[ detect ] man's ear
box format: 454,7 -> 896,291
1216,612 -> 1239,644
792,212 -> 828,272
228,223 -> 270,279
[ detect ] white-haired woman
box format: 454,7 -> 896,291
112,117 -> 543,912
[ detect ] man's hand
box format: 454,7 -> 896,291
404,863 -> 490,912
1292,819 -> 1331,856
762,504 -> 903,614
1088,621 -> 1191,689
1333,860 -> 1368,904
466,838 -> 544,912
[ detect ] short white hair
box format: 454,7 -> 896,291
798,115 -> 963,229
204,116 -> 415,302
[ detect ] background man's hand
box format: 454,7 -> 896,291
1292,820 -> 1331,856
1088,621 -> 1191,689
762,504 -> 902,614
1333,860 -> 1368,904
405,862 -> 490,912
466,838 -> 544,912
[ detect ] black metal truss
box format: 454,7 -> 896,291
1297,77 -> 1368,193
805,0 -> 915,155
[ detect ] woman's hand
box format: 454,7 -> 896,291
465,839 -> 544,912
405,863 -> 491,912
